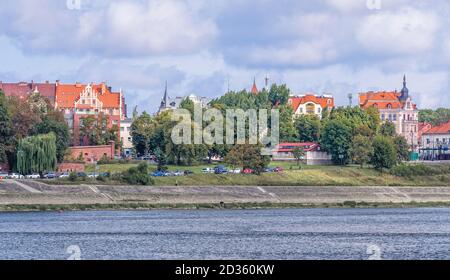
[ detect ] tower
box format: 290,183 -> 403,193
251,77 -> 258,95
347,93 -> 353,107
159,81 -> 168,111
399,75 -> 409,101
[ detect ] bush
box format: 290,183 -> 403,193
121,163 -> 155,186
68,172 -> 78,182
390,164 -> 450,178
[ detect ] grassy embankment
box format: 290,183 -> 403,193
64,163 -> 450,187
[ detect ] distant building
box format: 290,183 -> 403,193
420,121 -> 450,160
0,81 -> 56,104
418,122 -> 433,146
288,94 -> 334,119
272,142 -> 332,165
55,82 -> 126,146
158,82 -> 210,113
68,141 -> 116,164
359,76 -> 419,150
120,118 -> 133,157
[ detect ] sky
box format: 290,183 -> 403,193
0,0 -> 449,114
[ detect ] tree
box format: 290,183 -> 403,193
349,135 -> 373,168
371,135 -> 397,172
393,136 -> 410,163
0,90 -> 13,163
294,115 -> 321,142
320,120 -> 353,165
380,121 -> 397,137
225,144 -> 270,174
292,146 -> 306,167
131,112 -> 154,157
268,84 -> 290,106
16,133 -> 57,176
32,112 -> 70,163
279,104 -> 298,142
419,108 -> 450,126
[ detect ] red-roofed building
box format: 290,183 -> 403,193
250,78 -> 259,95
0,81 -> 56,104
55,82 -> 125,146
288,94 -> 334,119
272,142 -> 332,165
359,76 -> 419,150
420,121 -> 450,160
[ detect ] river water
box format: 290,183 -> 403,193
0,208 -> 449,260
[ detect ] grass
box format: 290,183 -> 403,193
2,201 -> 450,212
66,163 -> 450,187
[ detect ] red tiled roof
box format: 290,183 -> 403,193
56,83 -> 121,109
251,82 -> 258,95
276,142 -> 320,152
0,81 -> 56,103
289,95 -> 334,112
423,122 -> 450,135
359,91 -> 403,109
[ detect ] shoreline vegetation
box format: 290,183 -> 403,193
2,201 -> 450,212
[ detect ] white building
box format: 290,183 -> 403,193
120,118 -> 133,157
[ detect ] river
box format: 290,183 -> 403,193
0,208 -> 449,260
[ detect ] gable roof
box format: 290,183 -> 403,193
359,91 -> 405,109
0,81 -> 56,103
289,94 -> 334,112
56,83 -> 121,109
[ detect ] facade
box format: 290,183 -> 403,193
120,118 -> 133,157
420,121 -> 450,160
272,142 -> 332,165
55,82 -> 125,146
0,81 -> 56,104
418,122 -> 433,146
289,94 -> 334,119
359,76 -> 419,150
159,83 -> 210,113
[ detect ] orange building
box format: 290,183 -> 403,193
359,76 -> 419,150
55,82 -> 126,146
288,94 -> 334,119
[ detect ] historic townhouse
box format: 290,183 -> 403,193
55,82 -> 126,146
359,76 -> 419,150
0,81 -> 56,104
288,94 -> 334,119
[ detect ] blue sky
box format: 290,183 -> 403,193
0,0 -> 449,114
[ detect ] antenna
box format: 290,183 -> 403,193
265,75 -> 269,90
348,93 -> 353,107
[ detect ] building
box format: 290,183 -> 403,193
0,81 -> 56,104
288,94 -> 334,119
120,118 -> 133,157
158,82 -> 210,113
420,121 -> 450,160
272,142 -> 332,165
359,76 -> 419,150
55,82 -> 126,146
418,122 -> 433,146
68,141 -> 116,164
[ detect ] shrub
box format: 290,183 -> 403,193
68,172 -> 78,182
121,163 -> 155,186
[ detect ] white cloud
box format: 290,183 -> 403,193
356,8 -> 439,55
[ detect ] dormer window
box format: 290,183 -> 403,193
387,103 -> 392,109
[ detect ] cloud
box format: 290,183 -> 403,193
356,8 -> 439,55
0,0 -> 217,56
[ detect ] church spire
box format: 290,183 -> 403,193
251,77 -> 258,95
160,81 -> 168,111
400,74 -> 409,101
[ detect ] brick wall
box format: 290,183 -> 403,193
58,162 -> 85,173
68,141 -> 115,164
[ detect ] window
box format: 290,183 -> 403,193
120,127 -> 125,132
393,114 -> 397,121
427,138 -> 430,144
318,107 -> 322,113
306,104 -> 315,115
381,114 -> 385,121
387,103 -> 392,109
299,108 -> 303,113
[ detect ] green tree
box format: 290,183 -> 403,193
0,90 -> 13,163
393,136 -> 410,163
279,104 -> 298,142
131,111 -> 154,157
371,135 -> 397,172
268,84 -> 290,106
294,115 -> 321,142
380,121 -> 397,137
121,163 -> 154,185
16,133 -> 57,176
225,144 -> 270,174
292,146 -> 306,167
320,120 -> 353,165
349,135 -> 373,168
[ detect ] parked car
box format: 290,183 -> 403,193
230,169 -> 241,174
243,168 -> 254,174
9,173 -> 25,179
262,168 -> 273,173
25,173 -> 41,179
58,173 -> 70,179
0,172 -> 9,179
202,167 -> 215,174
87,173 -> 99,179
184,170 -> 194,175
43,172 -> 56,179
173,170 -> 184,177
214,166 -> 228,174
77,172 -> 87,178
152,171 -> 167,177
273,167 -> 284,173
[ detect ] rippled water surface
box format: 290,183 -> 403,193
1,208 -> 449,260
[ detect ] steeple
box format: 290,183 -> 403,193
160,81 -> 168,111
251,77 -> 258,95
399,75 -> 409,101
